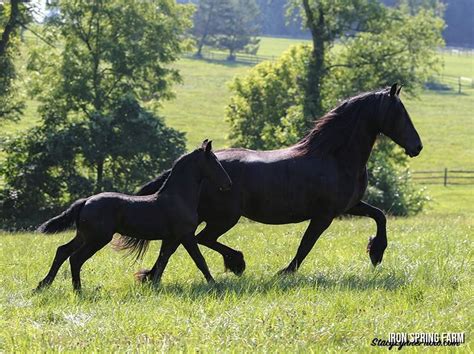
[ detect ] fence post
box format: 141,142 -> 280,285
444,168 -> 448,186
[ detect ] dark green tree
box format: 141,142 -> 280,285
192,0 -> 228,57
215,0 -> 260,61
0,0 -> 29,121
0,0 -> 192,229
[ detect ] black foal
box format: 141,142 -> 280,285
36,140 -> 231,292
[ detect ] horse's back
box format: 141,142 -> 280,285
208,148 -> 340,224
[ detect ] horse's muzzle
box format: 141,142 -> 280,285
406,144 -> 423,157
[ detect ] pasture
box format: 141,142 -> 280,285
0,214 -> 471,351
0,37 -> 472,351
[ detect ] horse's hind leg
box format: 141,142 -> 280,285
345,201 -> 387,266
69,234 -> 111,292
195,218 -> 245,276
36,234 -> 83,291
181,233 -> 214,283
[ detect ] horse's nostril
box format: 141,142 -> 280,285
417,144 -> 423,152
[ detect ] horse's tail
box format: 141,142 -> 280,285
113,169 -> 172,260
37,198 -> 87,234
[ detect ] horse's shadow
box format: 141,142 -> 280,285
125,271 -> 408,301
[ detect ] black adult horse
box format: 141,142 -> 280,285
125,84 -> 423,280
36,140 -> 232,291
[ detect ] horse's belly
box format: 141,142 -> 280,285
218,154 -> 339,224
241,176 -> 335,224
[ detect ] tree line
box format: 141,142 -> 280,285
1,0 -> 445,229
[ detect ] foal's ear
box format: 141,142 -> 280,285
389,83 -> 398,97
205,140 -> 213,154
396,85 -> 402,96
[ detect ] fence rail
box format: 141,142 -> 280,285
412,168 -> 474,185
184,50 -> 277,65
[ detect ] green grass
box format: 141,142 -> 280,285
0,214 -> 471,351
257,36 -> 311,57
404,89 -> 474,171
160,59 -> 249,149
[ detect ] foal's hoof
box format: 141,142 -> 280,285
134,269 -> 152,283
367,236 -> 387,267
34,281 -> 49,293
277,267 -> 296,276
223,251 -> 246,276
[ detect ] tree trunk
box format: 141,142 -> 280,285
0,0 -> 21,57
95,159 -> 104,192
302,0 -> 326,126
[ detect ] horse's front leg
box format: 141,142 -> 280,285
279,216 -> 333,274
345,201 -> 387,266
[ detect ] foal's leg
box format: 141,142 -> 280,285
345,201 -> 387,266
69,235 -> 111,292
279,217 -> 333,274
36,234 -> 83,291
147,239 -> 181,285
195,219 -> 245,275
181,233 -> 215,283
140,219 -> 243,280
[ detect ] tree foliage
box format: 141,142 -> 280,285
0,0 -> 192,229
192,0 -> 226,57
0,0 -> 29,121
191,0 -> 260,60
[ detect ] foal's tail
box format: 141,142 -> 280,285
37,198 -> 87,234
114,169 -> 172,260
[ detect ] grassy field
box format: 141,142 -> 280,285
0,36 -> 472,352
0,214 -> 471,351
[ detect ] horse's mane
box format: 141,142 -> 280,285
294,89 -> 386,156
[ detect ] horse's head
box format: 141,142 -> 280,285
378,83 -> 423,157
198,139 -> 232,191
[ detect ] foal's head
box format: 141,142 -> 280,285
196,139 -> 232,191
376,83 -> 423,157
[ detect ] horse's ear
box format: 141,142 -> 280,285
201,139 -> 209,150
205,140 -> 213,153
390,83 -> 398,97
396,85 -> 402,96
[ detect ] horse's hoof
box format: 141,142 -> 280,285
223,251 -> 246,276
367,236 -> 386,267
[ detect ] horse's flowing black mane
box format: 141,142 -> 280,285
295,89 -> 386,155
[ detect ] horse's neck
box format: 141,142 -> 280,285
337,116 -> 377,173
157,163 -> 202,208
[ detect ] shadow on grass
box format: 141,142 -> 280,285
31,270 -> 408,302
113,271 -> 408,302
